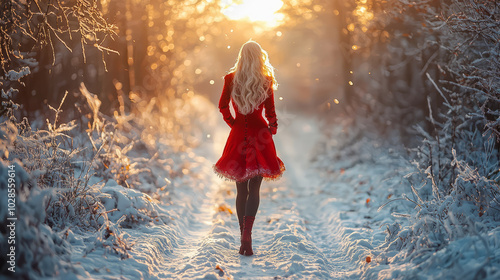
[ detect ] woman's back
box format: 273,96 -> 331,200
213,40 -> 285,256
221,72 -> 277,130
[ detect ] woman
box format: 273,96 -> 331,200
213,40 -> 285,256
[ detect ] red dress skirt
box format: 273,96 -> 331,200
213,73 -> 285,182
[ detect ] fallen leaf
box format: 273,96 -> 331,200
217,204 -> 233,214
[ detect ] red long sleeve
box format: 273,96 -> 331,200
219,74 -> 235,127
264,87 -> 278,134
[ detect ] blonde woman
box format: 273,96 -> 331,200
214,40 -> 285,256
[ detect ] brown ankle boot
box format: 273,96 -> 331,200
239,216 -> 255,256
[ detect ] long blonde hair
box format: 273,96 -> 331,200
229,41 -> 277,115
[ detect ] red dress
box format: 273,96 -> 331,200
213,73 -> 285,182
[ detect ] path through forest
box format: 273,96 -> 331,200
149,115 -> 364,279
70,114 -> 371,279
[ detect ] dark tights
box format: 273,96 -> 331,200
236,176 -> 263,224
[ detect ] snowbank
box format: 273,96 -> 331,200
312,122 -> 500,280
0,160 -> 72,278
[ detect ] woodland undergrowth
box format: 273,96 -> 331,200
0,82 -> 213,277
315,0 -> 500,279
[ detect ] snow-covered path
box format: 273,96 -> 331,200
69,114 -> 372,279
144,114 -> 364,279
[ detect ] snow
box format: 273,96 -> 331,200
1,88 -> 18,99
3,105 -> 500,279
5,66 -> 30,81
46,112 -> 363,279
0,160 -> 72,279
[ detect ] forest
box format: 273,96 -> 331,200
1,0 -> 499,279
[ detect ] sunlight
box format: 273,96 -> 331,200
354,3 -> 374,25
220,0 -> 284,27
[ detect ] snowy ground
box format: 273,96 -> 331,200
9,103 -> 493,280
50,110 -> 397,280
40,105 -> 499,280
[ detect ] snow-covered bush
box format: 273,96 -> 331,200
84,215 -> 133,260
376,102 -> 500,278
0,79 -> 217,277
0,66 -> 31,117
1,1 -> 219,277
6,93 -> 104,231
376,0 -> 500,255
78,83 -> 215,195
317,0 -> 500,278
96,179 -> 167,226
0,160 -> 72,278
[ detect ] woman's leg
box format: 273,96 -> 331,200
240,175 -> 263,256
236,180 -> 249,234
245,176 -> 263,217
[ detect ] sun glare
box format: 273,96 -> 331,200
220,0 -> 284,27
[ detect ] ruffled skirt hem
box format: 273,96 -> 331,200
213,162 -> 285,183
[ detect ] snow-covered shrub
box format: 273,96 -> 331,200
0,79 -> 218,277
13,93 -> 78,187
374,139 -> 500,278
79,83 -> 171,193
369,1 -> 500,275
373,58 -> 499,280
84,215 -> 133,260
6,93 -> 106,231
392,123 -> 500,231
439,1 -> 500,142
95,179 -> 168,227
0,120 -> 17,158
0,66 -> 31,117
382,0 -> 498,243
0,160 -> 72,278
78,83 -> 216,196
317,1 -> 500,278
